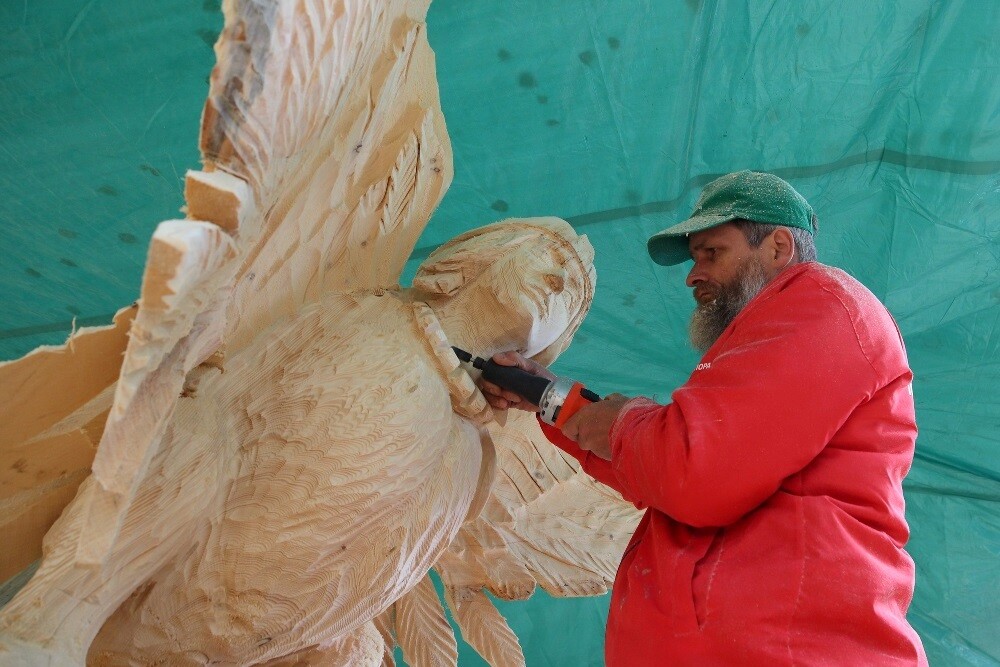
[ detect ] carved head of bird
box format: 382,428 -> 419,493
412,217 -> 596,365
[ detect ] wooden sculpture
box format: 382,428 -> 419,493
0,1 -> 641,665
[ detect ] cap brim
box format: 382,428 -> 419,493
646,214 -> 732,266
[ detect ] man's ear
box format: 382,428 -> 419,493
769,227 -> 795,269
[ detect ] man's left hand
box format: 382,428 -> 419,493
560,393 -> 631,461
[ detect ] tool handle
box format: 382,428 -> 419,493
553,382 -> 601,429
479,359 -> 552,406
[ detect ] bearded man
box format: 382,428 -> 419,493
480,171 -> 928,666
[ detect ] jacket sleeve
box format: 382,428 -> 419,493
537,416 -> 644,507
609,284 -> 879,527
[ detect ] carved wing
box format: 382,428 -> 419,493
196,0 -> 452,349
0,0 -> 449,584
0,304 -> 135,584
388,410 -> 643,667
1,0 -> 453,662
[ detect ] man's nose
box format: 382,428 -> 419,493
686,262 -> 706,288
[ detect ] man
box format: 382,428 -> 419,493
480,171 -> 928,665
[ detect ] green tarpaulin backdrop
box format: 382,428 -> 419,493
2,1 -> 998,664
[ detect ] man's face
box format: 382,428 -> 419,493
685,223 -> 771,352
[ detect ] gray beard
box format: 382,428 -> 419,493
689,257 -> 770,353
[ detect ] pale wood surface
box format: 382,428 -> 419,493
0,305 -> 136,582
0,1 -> 642,665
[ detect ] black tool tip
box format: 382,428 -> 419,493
452,346 -> 472,363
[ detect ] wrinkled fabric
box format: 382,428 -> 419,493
542,262 -> 928,666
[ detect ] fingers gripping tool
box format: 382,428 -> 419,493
452,347 -> 600,428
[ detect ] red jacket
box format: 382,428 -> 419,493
541,262 -> 927,666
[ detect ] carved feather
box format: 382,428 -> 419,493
444,586 -> 524,667
395,574 -> 458,667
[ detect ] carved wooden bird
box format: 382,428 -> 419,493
0,1 -> 641,665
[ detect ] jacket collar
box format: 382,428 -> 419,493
700,261 -> 817,360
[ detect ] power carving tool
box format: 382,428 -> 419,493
452,347 -> 600,428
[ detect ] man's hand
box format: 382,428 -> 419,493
560,393 -> 631,461
477,351 -> 556,412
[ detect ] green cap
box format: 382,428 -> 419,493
647,170 -> 816,266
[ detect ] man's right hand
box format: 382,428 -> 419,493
477,351 -> 556,412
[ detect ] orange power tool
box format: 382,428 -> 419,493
452,347 -> 600,428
